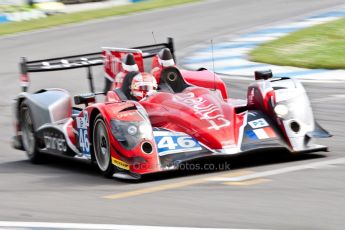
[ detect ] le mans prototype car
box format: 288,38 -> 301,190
12,38 -> 331,179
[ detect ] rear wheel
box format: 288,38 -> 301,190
20,102 -> 42,163
93,115 -> 114,178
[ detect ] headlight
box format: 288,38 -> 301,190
274,104 -> 289,118
127,125 -> 138,136
138,122 -> 153,139
110,119 -> 153,150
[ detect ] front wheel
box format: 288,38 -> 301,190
20,102 -> 42,163
93,115 -> 114,178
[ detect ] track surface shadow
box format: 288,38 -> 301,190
0,149 -> 326,185
139,149 -> 326,182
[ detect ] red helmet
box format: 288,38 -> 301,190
130,73 -> 157,101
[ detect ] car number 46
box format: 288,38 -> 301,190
79,129 -> 90,154
157,136 -> 198,150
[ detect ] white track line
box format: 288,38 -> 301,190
183,7 -> 345,82
208,157 -> 345,182
0,222 -> 263,230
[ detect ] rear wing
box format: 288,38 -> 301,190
20,37 -> 175,93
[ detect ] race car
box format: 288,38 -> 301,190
12,38 -> 331,179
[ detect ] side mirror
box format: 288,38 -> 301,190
74,93 -> 96,106
255,69 -> 272,80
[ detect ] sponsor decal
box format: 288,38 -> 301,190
154,131 -> 202,156
41,59 -> 102,70
175,92 -> 230,130
76,111 -> 90,155
248,118 -> 269,129
43,133 -> 67,152
246,127 -> 276,140
116,110 -> 137,119
112,157 -> 130,170
248,88 -> 255,105
104,50 -> 116,78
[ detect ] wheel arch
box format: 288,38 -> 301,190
89,108 -> 101,161
15,94 -> 30,127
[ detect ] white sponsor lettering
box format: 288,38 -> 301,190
176,92 -> 230,130
44,135 -> 67,152
41,59 -> 103,69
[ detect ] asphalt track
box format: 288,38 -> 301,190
0,0 -> 345,229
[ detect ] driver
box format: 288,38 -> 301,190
130,72 -> 158,101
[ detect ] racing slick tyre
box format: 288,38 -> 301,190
20,101 -> 42,164
93,114 -> 115,178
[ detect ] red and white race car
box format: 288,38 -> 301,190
13,38 -> 331,179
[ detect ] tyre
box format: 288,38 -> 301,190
93,114 -> 114,178
20,102 -> 42,163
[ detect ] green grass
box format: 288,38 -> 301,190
0,5 -> 31,13
249,17 -> 345,69
0,0 -> 200,36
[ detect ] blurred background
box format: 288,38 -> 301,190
0,0 -> 142,23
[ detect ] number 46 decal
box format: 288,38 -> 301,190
158,136 -> 196,149
155,135 -> 202,156
79,129 -> 90,155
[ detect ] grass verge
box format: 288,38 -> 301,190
0,0 -> 200,36
249,17 -> 345,69
0,5 -> 32,13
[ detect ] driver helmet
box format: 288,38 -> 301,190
130,72 -> 158,100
